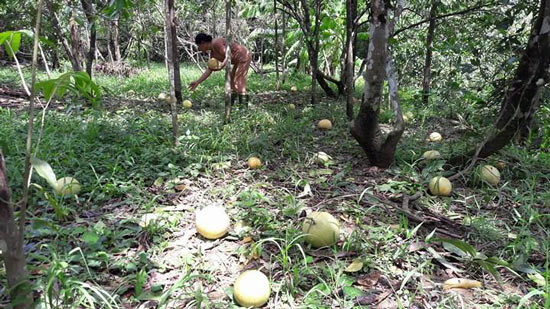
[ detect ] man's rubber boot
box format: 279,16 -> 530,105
239,94 -> 250,107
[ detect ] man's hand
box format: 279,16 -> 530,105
189,80 -> 199,91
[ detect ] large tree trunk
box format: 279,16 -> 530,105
69,9 -> 83,71
80,0 -> 96,78
345,0 -> 358,119
454,0 -> 550,163
422,0 -> 439,105
0,151 -> 30,308
164,0 -> 179,146
112,18 -> 121,62
351,0 -> 404,168
48,1 -> 81,71
224,0 -> 233,123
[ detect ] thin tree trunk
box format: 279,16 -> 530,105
281,9 -> 287,84
224,0 -> 233,123
422,0 -> 438,105
164,0 -> 179,146
80,0 -> 96,78
274,0 -> 280,89
345,0 -> 358,119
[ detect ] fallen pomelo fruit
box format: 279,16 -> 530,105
233,270 -> 270,307
314,151 -> 331,164
288,103 -> 296,110
248,157 -> 262,169
158,92 -> 167,101
290,86 -> 297,92
317,119 -> 332,130
429,132 -> 442,142
423,150 -> 441,160
183,99 -> 193,108
302,211 -> 340,248
208,58 -> 219,70
56,177 -> 81,196
429,176 -> 452,196
195,206 -> 230,239
480,165 -> 500,185
443,278 -> 482,290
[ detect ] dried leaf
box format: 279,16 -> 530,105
357,271 -> 381,288
443,278 -> 482,290
345,259 -> 364,272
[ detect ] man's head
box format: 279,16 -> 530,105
195,33 -> 213,52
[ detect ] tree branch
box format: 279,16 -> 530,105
393,3 -> 489,37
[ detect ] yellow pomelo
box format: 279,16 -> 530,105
290,86 -> 297,92
314,151 -> 331,164
429,132 -> 442,142
207,58 -> 219,70
248,157 -> 262,169
402,115 -> 409,123
317,119 -> 332,130
288,104 -> 296,110
422,150 -> 441,160
429,176 -> 452,196
480,165 -> 500,185
233,270 -> 271,307
195,206 -> 230,239
56,177 -> 81,196
302,211 -> 340,248
183,100 -> 193,108
158,92 -> 167,101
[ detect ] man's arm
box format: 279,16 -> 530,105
189,68 -> 213,91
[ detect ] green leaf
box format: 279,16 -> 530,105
81,231 -> 100,245
0,31 -> 13,46
5,31 -> 22,57
342,286 -> 363,298
30,157 -> 58,190
432,238 -> 477,257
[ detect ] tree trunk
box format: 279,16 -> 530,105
112,18 -> 121,62
422,0 -> 439,105
164,0 -> 179,146
47,0 -> 82,71
224,0 -> 233,124
80,0 -> 96,78
0,151 -> 31,308
282,10 -> 287,84
1,0 -> 47,306
68,9 -> 82,71
452,0 -> 550,164
345,0 -> 358,119
351,0 -> 404,168
274,0 -> 280,89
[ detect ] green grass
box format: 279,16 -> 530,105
1,62 -> 549,308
